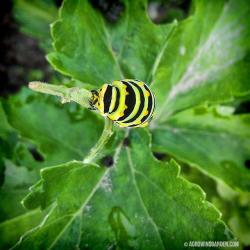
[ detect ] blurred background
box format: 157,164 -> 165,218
0,0 -> 250,249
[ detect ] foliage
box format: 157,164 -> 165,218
1,0 -> 250,249
13,0 -> 58,50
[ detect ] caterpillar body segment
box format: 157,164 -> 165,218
90,79 -> 155,128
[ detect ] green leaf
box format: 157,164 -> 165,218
0,103 -> 18,187
45,0 -> 250,191
3,88 -> 103,168
151,107 -> 250,191
181,166 -> 250,247
0,210 -> 43,250
13,0 -> 58,50
0,160 -> 38,222
0,159 -> 42,249
0,103 -> 14,139
47,0 -> 176,86
107,1 -> 175,82
151,0 -> 250,123
214,182 -> 250,246
47,0 -> 122,85
15,130 -> 233,249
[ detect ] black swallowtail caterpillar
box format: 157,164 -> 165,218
90,79 -> 155,128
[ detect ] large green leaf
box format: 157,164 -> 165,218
14,130 -> 233,249
47,0 -> 175,86
48,0 -> 250,109
46,0 -> 250,191
151,0 -> 250,123
3,88 -> 103,168
107,1 -> 174,82
152,108 -> 250,191
47,0 -> 123,85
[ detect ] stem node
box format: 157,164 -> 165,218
28,81 -> 92,108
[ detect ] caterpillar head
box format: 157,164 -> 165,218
89,89 -> 99,110
89,84 -> 111,115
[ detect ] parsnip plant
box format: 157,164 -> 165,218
1,0 -> 250,249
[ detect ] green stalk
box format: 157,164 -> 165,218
83,118 -> 113,164
29,81 -> 92,108
29,81 -> 114,163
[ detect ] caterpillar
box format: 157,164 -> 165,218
90,79 -> 155,128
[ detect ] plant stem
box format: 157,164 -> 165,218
29,81 -> 114,164
29,81 -> 92,108
84,118 -> 113,164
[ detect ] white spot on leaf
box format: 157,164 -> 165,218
179,46 -> 186,56
100,173 -> 112,192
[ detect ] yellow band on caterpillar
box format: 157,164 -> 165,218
90,79 -> 155,128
